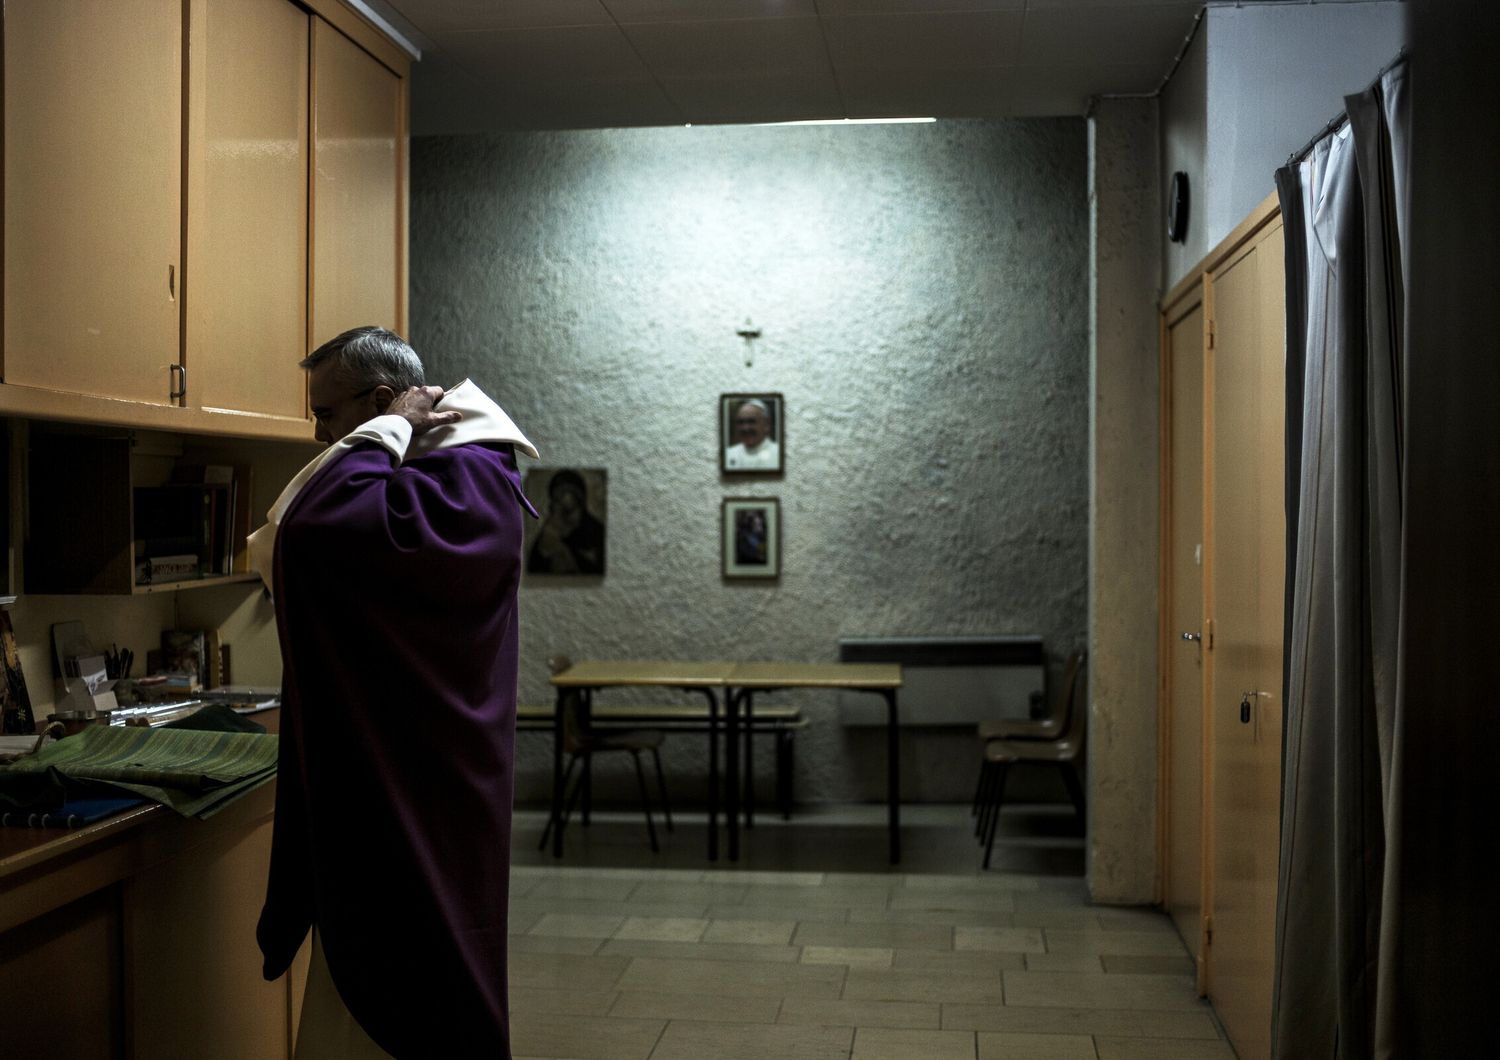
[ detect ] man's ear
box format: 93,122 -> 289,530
371,385 -> 396,413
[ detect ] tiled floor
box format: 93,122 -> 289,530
504,806 -> 1230,1059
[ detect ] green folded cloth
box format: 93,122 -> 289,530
0,725 -> 278,819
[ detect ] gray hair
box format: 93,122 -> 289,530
300,326 -> 425,391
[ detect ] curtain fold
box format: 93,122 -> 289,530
1272,59 -> 1409,1060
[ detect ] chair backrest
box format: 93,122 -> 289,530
547,654 -> 589,753
1055,651 -> 1088,758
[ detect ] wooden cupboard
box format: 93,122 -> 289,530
1159,194 -> 1286,1060
0,0 -> 410,442
2,0 -> 185,408
311,16 -> 406,348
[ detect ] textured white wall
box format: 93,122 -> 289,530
409,120 -> 1090,804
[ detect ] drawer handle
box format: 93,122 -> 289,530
169,364 -> 187,401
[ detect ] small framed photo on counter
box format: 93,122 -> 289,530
722,497 -> 780,579
721,393 -> 783,474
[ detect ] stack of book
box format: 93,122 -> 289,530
133,464 -> 252,584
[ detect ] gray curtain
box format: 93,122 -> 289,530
1272,59 -> 1409,1060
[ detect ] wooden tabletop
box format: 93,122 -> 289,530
550,660 -> 902,691
728,661 -> 903,690
549,660 -> 737,688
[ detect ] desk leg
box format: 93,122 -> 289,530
743,690 -> 755,831
551,687 -> 566,858
885,689 -> 901,865
699,688 -> 720,861
726,688 -> 740,862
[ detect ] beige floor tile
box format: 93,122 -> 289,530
509,934 -> 605,956
509,876 -> 541,898
616,956 -> 846,998
508,953 -> 632,993
709,903 -> 851,923
1043,930 -> 1191,957
1009,909 -> 1111,930
1003,972 -> 1205,1011
508,985 -> 617,1017
508,1012 -> 664,1060
525,876 -> 640,902
976,1031 -> 1097,1059
892,949 -> 1024,976
627,881 -> 751,905
729,884 -> 892,908
701,918 -> 797,945
801,945 -> 894,968
822,870 -> 905,886
530,913 -> 625,939
853,1027 -> 977,1060
509,909 -> 546,935
1096,908 -> 1181,933
711,869 -> 826,886
609,990 -> 782,1023
903,872 -> 1041,892
649,1020 -> 853,1060
614,917 -> 709,942
794,921 -> 953,951
525,898 -> 714,920
778,996 -> 940,1031
600,939 -> 801,963
849,906 -> 1017,929
1024,953 -> 1104,972
888,890 -> 1017,913
942,1004 -> 1220,1039
1101,955 -> 1195,977
953,926 -> 1047,953
1095,1037 -> 1236,1059
842,968 -> 1007,1005
1011,890 -> 1100,912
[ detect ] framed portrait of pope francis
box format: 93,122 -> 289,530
720,393 -> 784,474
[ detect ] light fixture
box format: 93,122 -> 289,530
750,117 -> 937,128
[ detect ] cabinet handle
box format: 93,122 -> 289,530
168,264 -> 176,301
169,364 -> 187,401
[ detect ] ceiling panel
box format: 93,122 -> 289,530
818,0 -> 1023,13
822,11 -> 1025,73
624,16 -> 833,79
435,24 -> 648,84
602,0 -> 817,24
1018,3 -> 1194,67
662,73 -> 844,124
480,80 -> 684,129
388,0 -> 613,35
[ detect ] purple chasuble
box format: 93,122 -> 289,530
258,439 -> 530,1058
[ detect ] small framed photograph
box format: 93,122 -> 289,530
722,497 -> 780,579
524,467 -> 607,575
720,393 -> 784,474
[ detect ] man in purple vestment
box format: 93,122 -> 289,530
253,327 -> 537,1059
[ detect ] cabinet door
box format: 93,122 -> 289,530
310,19 -> 402,349
3,0 -> 182,404
188,0 -> 310,419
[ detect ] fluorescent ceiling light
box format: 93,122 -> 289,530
750,117 -> 938,127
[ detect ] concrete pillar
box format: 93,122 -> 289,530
1087,97 -> 1162,904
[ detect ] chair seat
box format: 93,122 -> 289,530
977,717 -> 1062,742
984,735 -> 1082,765
589,728 -> 664,753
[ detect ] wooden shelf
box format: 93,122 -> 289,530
133,571 -> 261,595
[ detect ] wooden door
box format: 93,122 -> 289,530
3,0 -> 182,403
1162,294 -> 1207,975
187,0 -> 310,419
1203,221 -> 1286,1060
310,19 -> 403,349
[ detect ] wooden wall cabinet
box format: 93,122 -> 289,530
1,0 -> 410,443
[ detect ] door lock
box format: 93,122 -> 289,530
1238,690 -> 1271,724
1181,632 -> 1201,642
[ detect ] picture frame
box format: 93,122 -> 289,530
523,467 -> 607,576
720,392 -> 784,474
722,497 -> 780,580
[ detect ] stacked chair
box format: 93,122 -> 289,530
538,654 -> 673,853
973,651 -> 1087,869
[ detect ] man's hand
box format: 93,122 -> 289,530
386,386 -> 463,436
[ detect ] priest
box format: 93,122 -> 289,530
250,326 -> 537,1058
